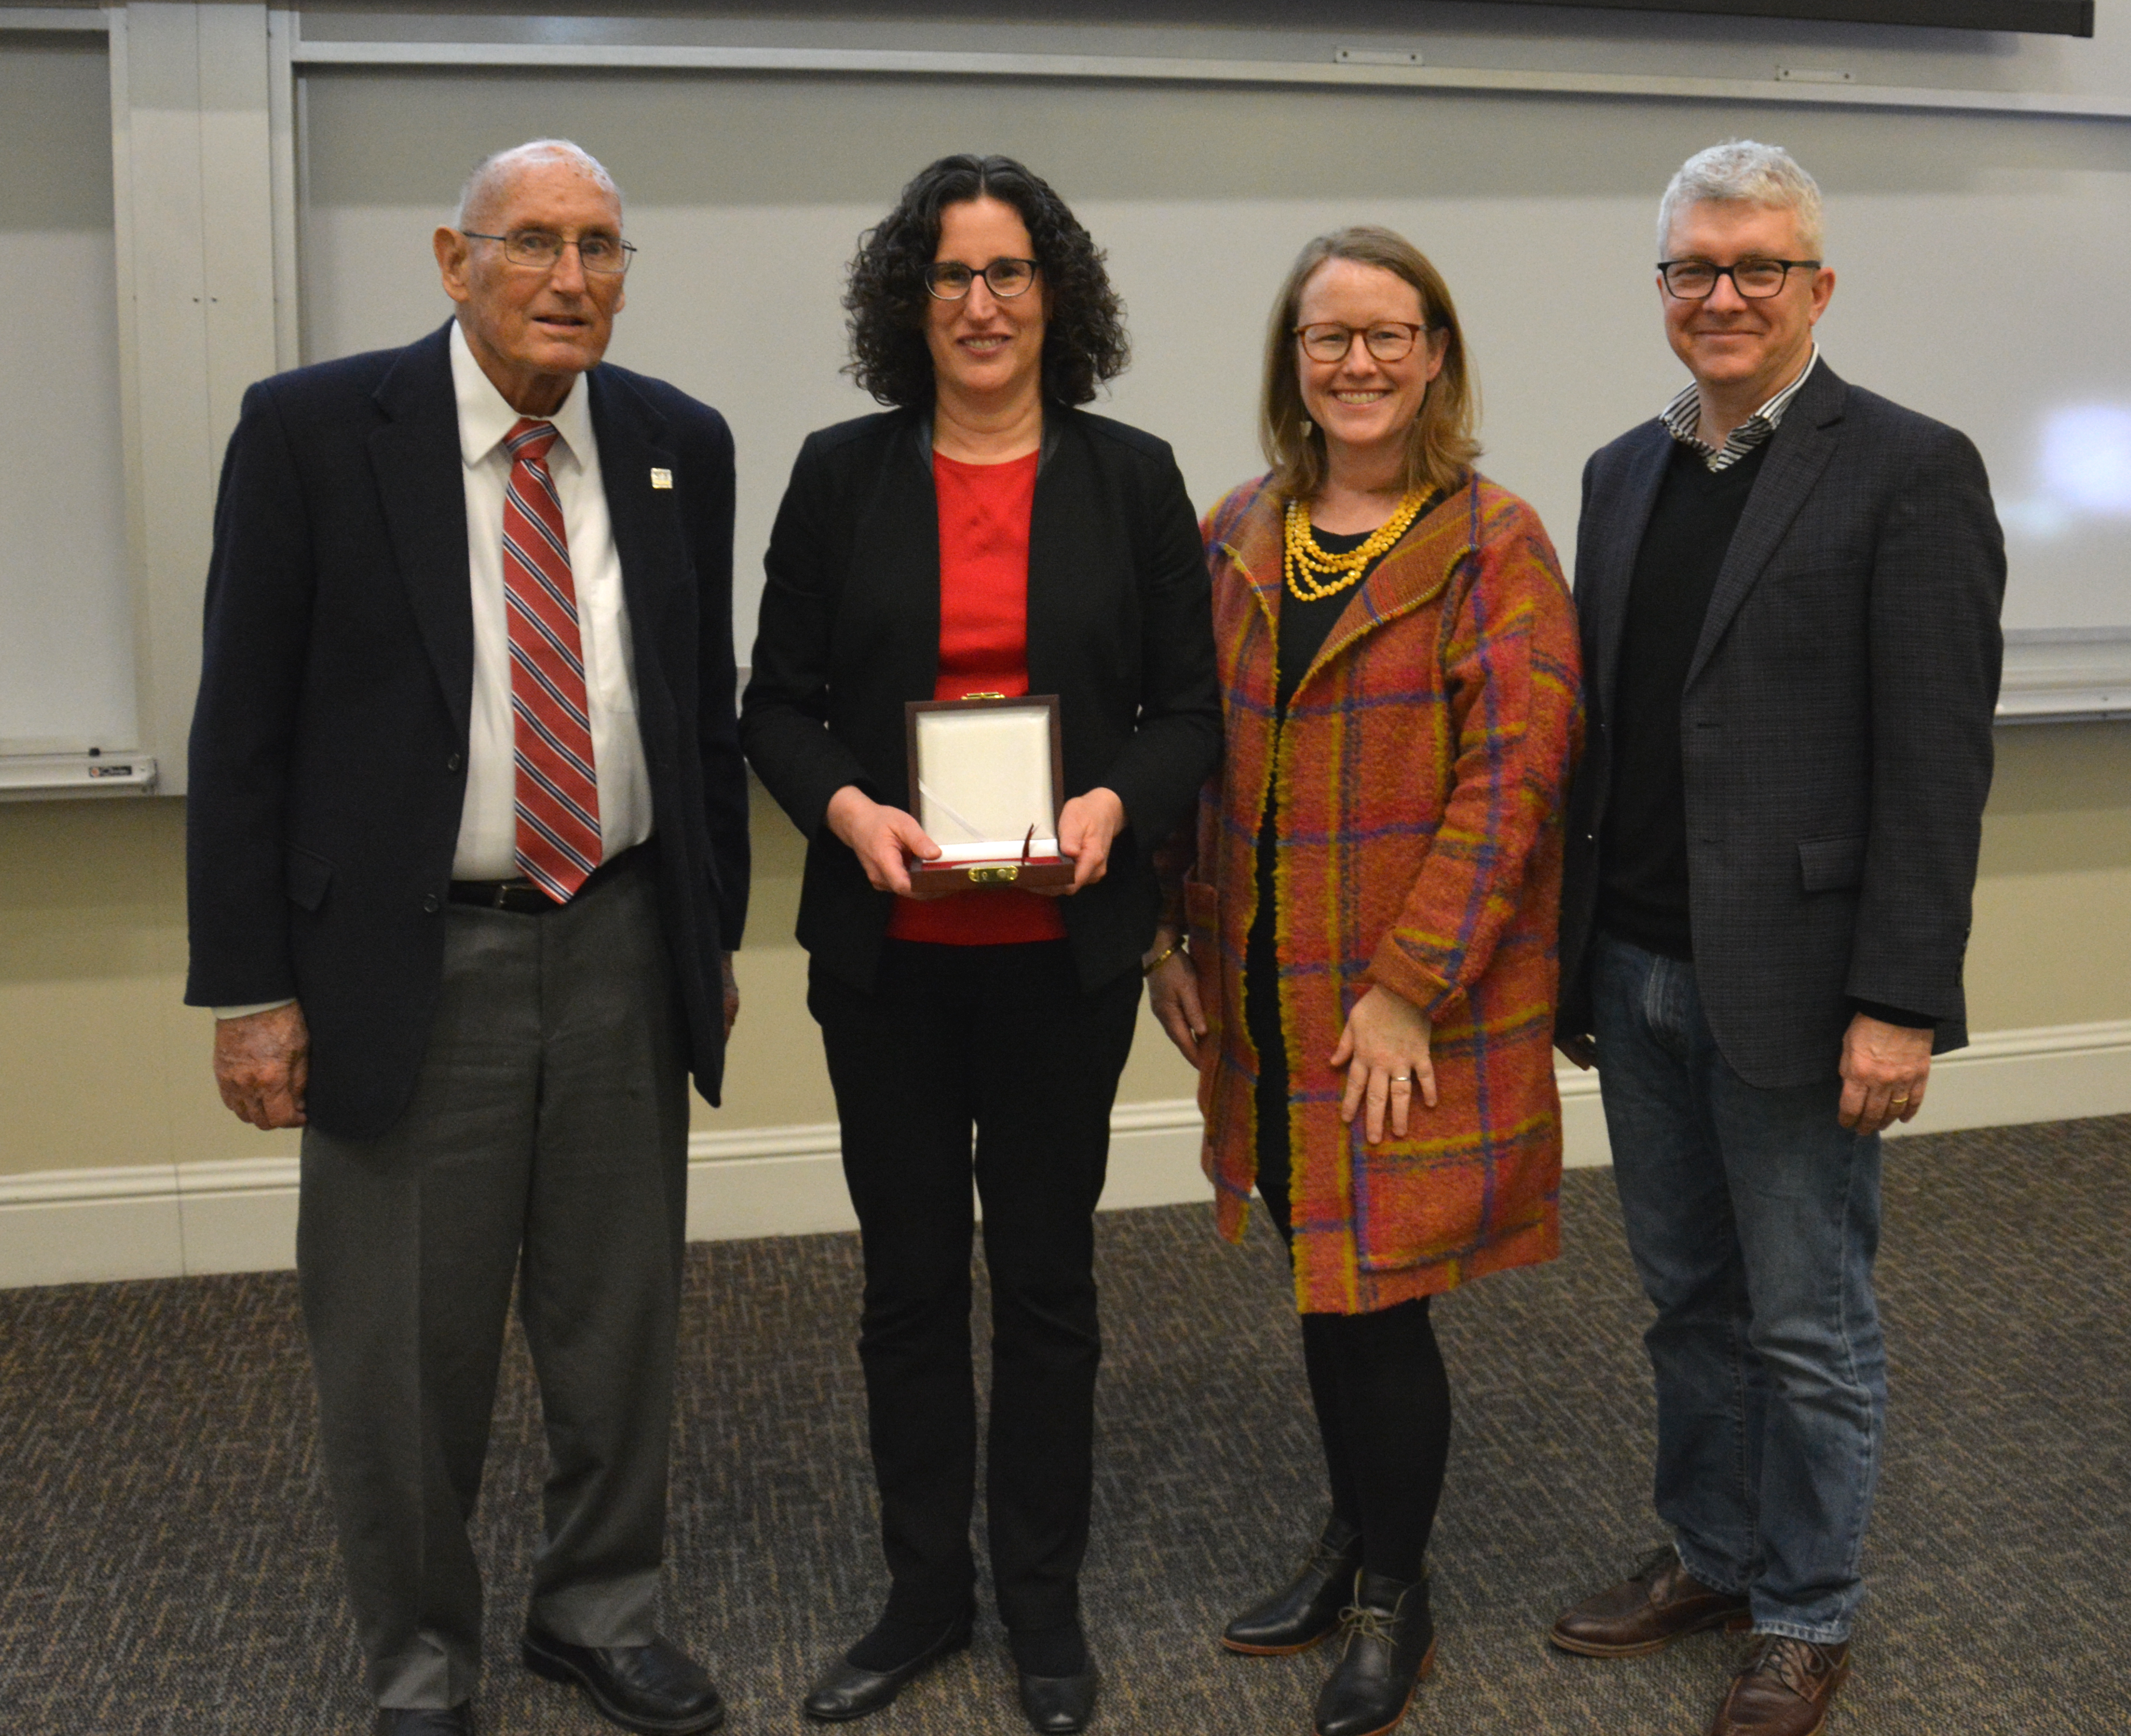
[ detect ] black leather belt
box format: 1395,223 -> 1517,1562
449,843 -> 642,915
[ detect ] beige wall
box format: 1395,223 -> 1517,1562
1964,724 -> 2131,1031
1,721 -> 2125,1180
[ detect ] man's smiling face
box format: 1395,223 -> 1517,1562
1660,198 -> 1830,408
437,151 -> 626,411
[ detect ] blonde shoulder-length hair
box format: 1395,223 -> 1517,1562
1259,226 -> 1481,504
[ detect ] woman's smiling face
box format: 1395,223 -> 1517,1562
925,196 -> 1050,411
1294,258 -> 1446,475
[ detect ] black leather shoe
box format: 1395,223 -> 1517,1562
1313,1571 -> 1435,1736
802,1611 -> 973,1721
1017,1663 -> 1098,1734
1221,1516 -> 1363,1655
522,1626 -> 725,1734
373,1710 -> 474,1735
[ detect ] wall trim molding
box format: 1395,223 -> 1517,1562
16,10 -> 2128,129
2,1019 -> 2126,1289
282,31 -> 2131,126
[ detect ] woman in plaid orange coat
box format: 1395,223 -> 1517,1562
1149,227 -> 1582,1736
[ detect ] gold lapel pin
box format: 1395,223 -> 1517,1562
649,467 -> 673,489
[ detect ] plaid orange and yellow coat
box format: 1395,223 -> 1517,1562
1177,472 -> 1584,1315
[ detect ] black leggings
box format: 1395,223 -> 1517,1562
1255,1154 -> 1453,1583
1248,915 -> 1452,1583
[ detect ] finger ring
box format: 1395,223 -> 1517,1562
1391,1073 -> 1412,1084
1890,1094 -> 1911,1104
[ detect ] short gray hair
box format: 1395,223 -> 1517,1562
1657,140 -> 1824,258
455,139 -> 621,230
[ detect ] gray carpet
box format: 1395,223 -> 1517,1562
2,1115 -> 2126,1734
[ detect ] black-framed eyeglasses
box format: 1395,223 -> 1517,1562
923,257 -> 1039,301
1293,321 -> 1431,364
1657,257 -> 1820,300
461,229 -> 636,276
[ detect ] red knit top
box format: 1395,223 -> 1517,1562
887,450 -> 1067,946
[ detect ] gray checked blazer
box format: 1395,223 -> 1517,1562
1557,359 -> 2006,1090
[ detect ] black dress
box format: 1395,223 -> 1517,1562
1244,523 -> 1386,1234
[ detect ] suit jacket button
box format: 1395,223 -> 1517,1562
446,752 -> 464,773
422,892 -> 442,914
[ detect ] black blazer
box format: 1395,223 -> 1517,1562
741,406 -> 1221,994
185,322 -> 751,1138
1558,361 -> 2005,1090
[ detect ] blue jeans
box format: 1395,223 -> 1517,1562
1590,932 -> 1886,1644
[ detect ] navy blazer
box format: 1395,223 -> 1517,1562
741,406 -> 1221,995
185,322 -> 750,1138
1558,360 -> 2005,1089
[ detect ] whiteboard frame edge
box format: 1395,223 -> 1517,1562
0,8 -> 112,32
283,33 -> 2131,124
267,7 -> 301,371
1996,632 -> 2131,723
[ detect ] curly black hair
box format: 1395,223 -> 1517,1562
844,154 -> 1129,409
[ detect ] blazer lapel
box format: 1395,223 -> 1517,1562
875,413 -> 942,705
1286,478 -> 1478,702
1587,424 -> 1673,725
1023,413 -> 1085,705
1686,362 -> 1848,690
1341,477 -> 1474,625
588,367 -> 682,732
368,324 -> 473,739
1211,474 -> 1285,644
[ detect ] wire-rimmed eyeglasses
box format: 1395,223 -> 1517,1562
461,228 -> 636,276
1293,322 -> 1431,364
923,257 -> 1039,301
1657,257 -> 1820,300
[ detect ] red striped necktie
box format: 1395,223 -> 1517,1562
502,417 -> 602,902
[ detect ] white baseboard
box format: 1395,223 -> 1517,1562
3,1019 -> 2126,1289
677,1101 -> 1213,1244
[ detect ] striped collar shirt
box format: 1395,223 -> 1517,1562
1659,345 -> 1820,472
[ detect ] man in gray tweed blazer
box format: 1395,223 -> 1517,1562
1550,142 -> 2004,1736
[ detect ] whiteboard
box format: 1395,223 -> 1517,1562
0,37 -> 134,757
297,68 -> 2131,644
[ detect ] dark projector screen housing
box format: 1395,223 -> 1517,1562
1482,1 -> 2092,36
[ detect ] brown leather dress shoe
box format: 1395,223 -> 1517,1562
1707,1635 -> 1850,1736
1550,1547 -> 1751,1657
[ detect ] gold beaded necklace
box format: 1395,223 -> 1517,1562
1282,491 -> 1432,603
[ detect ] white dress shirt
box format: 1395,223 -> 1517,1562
449,321 -> 652,880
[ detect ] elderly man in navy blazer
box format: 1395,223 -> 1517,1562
186,139 -> 747,1736
1550,142 -> 2003,1736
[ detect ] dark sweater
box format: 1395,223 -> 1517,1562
1597,440 -> 1768,960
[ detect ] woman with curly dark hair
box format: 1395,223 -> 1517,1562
741,154 -> 1218,1733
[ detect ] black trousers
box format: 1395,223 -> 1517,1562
809,940 -> 1141,1632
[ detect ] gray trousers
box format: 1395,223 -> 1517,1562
297,856 -> 691,1710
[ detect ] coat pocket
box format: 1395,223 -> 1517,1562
283,842 -> 334,913
1796,834 -> 1867,895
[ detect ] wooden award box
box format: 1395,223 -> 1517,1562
903,694 -> 1075,897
